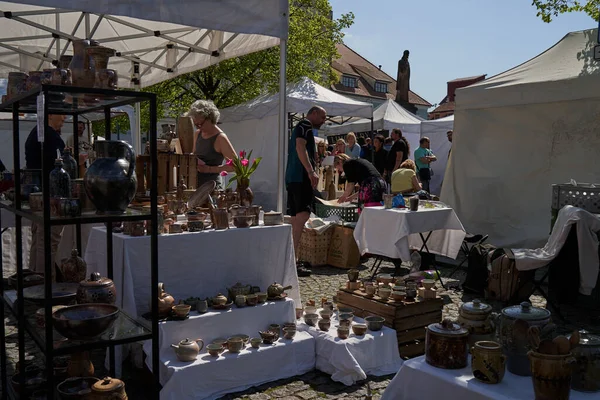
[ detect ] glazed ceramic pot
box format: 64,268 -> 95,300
50,158 -> 72,199
60,249 -> 87,284
69,39 -> 96,88
347,269 -> 359,282
62,148 -> 78,180
171,304 -> 190,318
337,326 -> 350,339
499,302 -> 552,376
26,71 -> 42,91
256,292 -> 268,303
90,376 -> 128,400
212,293 -> 228,306
235,295 -> 246,308
318,319 -> 331,332
7,72 -> 28,99
528,351 -> 576,400
570,330 -> 600,392
246,294 -> 258,306
157,283 -> 175,318
471,341 -> 506,384
87,46 -> 115,71
458,299 -> 496,347
425,319 -> 469,369
212,208 -> 229,230
76,272 -> 116,305
95,69 -> 118,89
84,140 -> 137,215
227,337 -> 244,353
171,338 -> 203,362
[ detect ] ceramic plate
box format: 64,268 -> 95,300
22,283 -> 79,305
188,181 -> 216,209
211,301 -> 233,310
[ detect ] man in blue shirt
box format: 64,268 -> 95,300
414,136 -> 437,193
286,106 -> 326,276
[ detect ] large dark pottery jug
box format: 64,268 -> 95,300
84,141 -> 137,214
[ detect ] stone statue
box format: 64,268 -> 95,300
396,50 -> 410,104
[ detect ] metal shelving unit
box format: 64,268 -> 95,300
0,84 -> 160,399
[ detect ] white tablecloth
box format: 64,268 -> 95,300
381,356 -> 597,400
354,205 -> 466,261
84,224 -> 300,320
144,330 -> 316,400
156,298 -> 296,356
55,223 -> 103,271
1,208 -> 32,273
298,313 -> 402,386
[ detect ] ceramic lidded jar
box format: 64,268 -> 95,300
90,376 -> 127,400
60,249 -> 87,284
76,272 -> 116,305
570,330 -> 600,392
499,301 -> 551,376
425,319 -> 469,369
458,299 -> 496,347
470,341 -> 506,384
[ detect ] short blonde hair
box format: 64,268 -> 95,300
185,99 -> 220,124
346,132 -> 356,142
334,153 -> 351,165
400,159 -> 416,171
336,138 -> 345,146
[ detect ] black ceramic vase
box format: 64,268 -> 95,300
49,159 -> 71,198
84,140 -> 137,214
62,148 -> 78,180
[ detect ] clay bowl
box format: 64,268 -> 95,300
304,305 -> 317,315
172,304 -> 191,318
250,337 -> 262,348
259,330 -> 277,344
339,313 -> 354,322
392,291 -> 406,302
231,334 -> 249,345
52,304 -> 119,340
283,327 -> 296,340
35,305 -> 67,328
377,274 -> 395,286
206,344 -> 223,357
422,279 -> 436,290
233,215 -> 254,228
337,326 -> 350,340
365,316 -> 385,332
378,288 -> 392,300
304,313 -> 319,327
57,377 -> 100,399
211,338 -> 228,350
352,324 -> 368,336
319,310 -> 332,320
256,292 -> 268,303
246,294 -> 258,306
227,337 -> 244,353
318,319 -> 331,332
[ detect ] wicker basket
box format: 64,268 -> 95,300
314,202 -> 359,222
298,227 -> 334,266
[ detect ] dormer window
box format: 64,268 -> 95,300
341,75 -> 358,88
374,81 -> 387,93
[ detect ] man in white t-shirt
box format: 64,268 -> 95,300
66,121 -> 92,165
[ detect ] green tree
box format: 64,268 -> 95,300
146,0 -> 354,117
532,0 -> 599,22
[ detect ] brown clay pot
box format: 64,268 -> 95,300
70,39 -> 95,88
425,319 -> 469,369
236,179 -> 254,207
471,341 -> 506,384
528,351 -> 576,400
157,283 -> 175,318
90,376 -> 128,399
60,249 -> 87,284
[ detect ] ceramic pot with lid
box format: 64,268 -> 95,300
76,272 -> 116,305
458,299 -> 496,347
570,330 -> 600,392
425,319 -> 469,369
499,301 -> 552,376
90,376 -> 127,400
171,338 -> 204,362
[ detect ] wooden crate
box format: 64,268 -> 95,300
298,227 -> 334,266
135,154 -> 198,195
336,287 -> 443,359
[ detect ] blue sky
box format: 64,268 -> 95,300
330,0 -> 596,106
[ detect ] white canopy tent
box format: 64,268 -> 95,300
0,0 -> 290,208
420,115 -> 453,196
220,77 -> 373,211
324,99 -> 424,160
441,28 -> 600,248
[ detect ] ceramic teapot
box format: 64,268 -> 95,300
171,338 -> 204,362
267,282 -> 292,298
227,282 -> 253,299
157,283 -> 175,318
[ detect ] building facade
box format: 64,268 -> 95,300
428,75 -> 486,120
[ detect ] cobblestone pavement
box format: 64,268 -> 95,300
3,256 -> 599,399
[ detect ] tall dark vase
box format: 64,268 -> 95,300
84,141 -> 137,215
62,148 -> 78,180
49,158 -> 71,198
236,178 -> 253,207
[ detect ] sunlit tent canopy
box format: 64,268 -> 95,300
420,114 -> 453,196
220,77 -> 373,211
441,29 -> 600,248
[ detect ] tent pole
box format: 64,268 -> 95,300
277,38 -> 287,212
370,117 -> 374,163
131,61 -> 142,156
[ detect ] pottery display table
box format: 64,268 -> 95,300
380,356 -> 597,400
144,330 -> 316,400
336,287 -> 443,359
152,298 -> 296,355
84,224 -> 300,319
297,312 -> 402,386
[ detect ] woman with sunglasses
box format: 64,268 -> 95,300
186,100 -> 237,188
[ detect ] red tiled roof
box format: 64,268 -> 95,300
331,43 -> 432,107
447,75 -> 486,83
430,101 -> 455,114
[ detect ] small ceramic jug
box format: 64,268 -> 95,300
196,299 -> 208,313
471,341 -> 506,384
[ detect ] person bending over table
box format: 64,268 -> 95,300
391,159 -> 422,194
187,100 -> 237,188
334,154 -> 386,207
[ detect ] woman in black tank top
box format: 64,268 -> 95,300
186,100 -> 237,188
